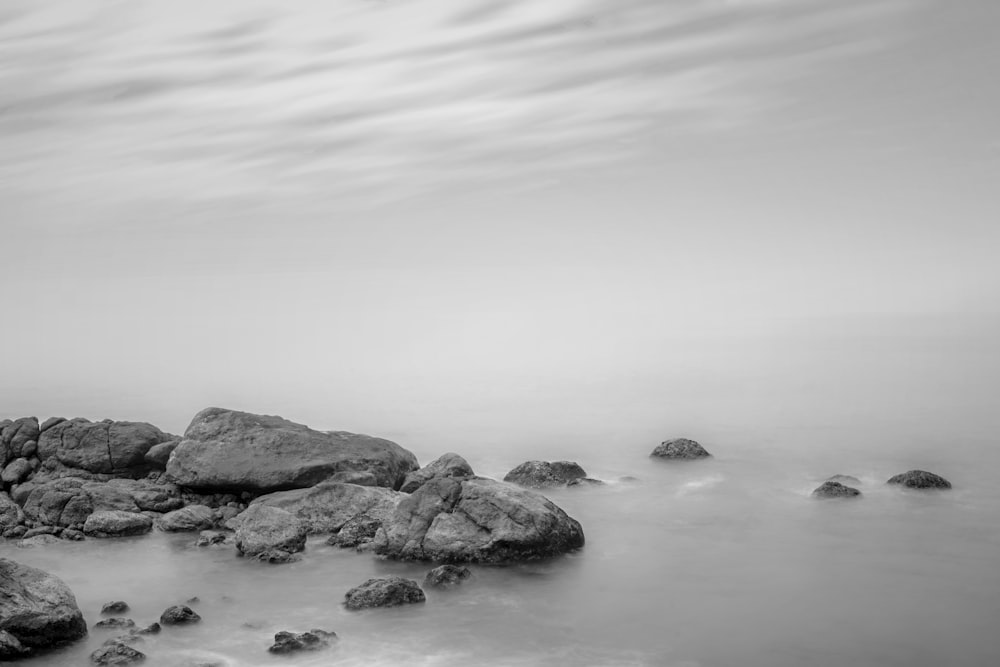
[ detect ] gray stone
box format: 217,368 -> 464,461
90,640 -> 146,665
503,460 -> 586,488
233,504 -> 308,561
424,564 -> 472,587
812,481 -> 862,498
650,438 -> 712,460
37,418 -> 172,475
344,576 -> 425,610
400,452 -> 474,493
2,458 -> 33,485
826,474 -> 862,485
156,505 -> 215,532
887,470 -> 952,489
159,605 -> 200,625
0,491 -> 24,530
1,418 -> 40,465
0,629 -> 30,659
143,440 -> 180,469
101,601 -> 130,615
0,558 -> 88,649
251,481 -> 401,534
268,629 -> 337,654
83,511 -> 153,538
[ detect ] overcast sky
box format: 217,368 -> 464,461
2,1 -> 998,440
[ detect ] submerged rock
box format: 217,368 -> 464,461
83,511 -> 153,538
165,408 -> 419,493
650,438 -> 712,460
400,453 -> 474,493
503,461 -> 586,488
90,640 -> 146,665
94,618 -> 136,630
268,629 -> 337,654
102,601 -> 130,615
0,558 -> 88,650
159,605 -> 200,625
344,577 -> 425,610
375,477 -> 585,563
886,470 -> 952,489
233,504 -> 308,561
812,481 -> 862,499
251,481 -> 400,534
424,564 -> 472,588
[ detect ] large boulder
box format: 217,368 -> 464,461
0,558 -> 88,650
156,505 -> 215,532
887,470 -> 952,489
812,481 -> 861,498
503,460 -> 586,488
650,438 -> 712,460
1,418 -> 40,466
37,418 -> 173,475
343,577 -> 425,610
14,477 -> 182,528
374,476 -> 585,563
400,453 -> 474,493
83,511 -> 153,538
233,504 -> 308,561
251,482 -> 401,534
166,408 -> 419,493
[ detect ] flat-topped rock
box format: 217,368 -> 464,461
650,438 -> 712,460
887,470 -> 952,489
503,461 -> 586,488
166,408 -> 419,493
344,577 -> 425,610
0,558 -> 88,650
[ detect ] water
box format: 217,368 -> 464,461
6,441 -> 1000,667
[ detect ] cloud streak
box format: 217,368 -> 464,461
0,0 -> 911,213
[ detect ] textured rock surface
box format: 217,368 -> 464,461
650,438 -> 712,460
0,558 -> 88,649
166,408 -> 419,492
102,601 -> 130,615
0,629 -> 30,658
327,514 -> 383,548
503,461 -> 587,488
143,440 -> 180,469
156,505 -> 215,532
1,418 -> 40,466
344,577 -> 425,610
424,564 -> 472,587
159,605 -> 200,625
812,481 -> 862,498
887,470 -> 952,489
14,477 -> 181,528
375,477 -> 585,563
233,504 -> 308,560
0,491 -> 24,530
268,629 -> 337,654
90,640 -> 146,665
252,481 -> 401,534
83,511 -> 153,538
400,453 -> 474,493
37,418 -> 172,475
2,457 -> 33,485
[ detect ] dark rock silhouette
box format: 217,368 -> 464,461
159,605 -> 200,625
887,470 -> 952,489
424,564 -> 472,587
268,629 -> 337,654
650,438 -> 712,460
812,481 -> 862,498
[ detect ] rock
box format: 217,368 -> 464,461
233,504 -> 308,561
61,529 -> 85,541
102,479 -> 183,513
0,491 -> 24,530
90,640 -> 146,665
374,476 -> 585,563
166,408 -> 419,492
424,564 -> 472,587
102,601 -> 130,615
328,470 -> 379,486
327,514 -> 382,548
0,629 -> 30,658
157,505 -> 215,532
826,474 -> 862,485
23,526 -> 61,538
650,438 -> 712,460
400,453 -> 474,493
195,530 -> 232,547
37,418 -> 173,475
1,418 -> 40,466
94,618 -> 136,630
4,526 -> 28,539
159,605 -> 200,625
0,558 -> 88,649
812,481 -> 862,498
503,461 -> 586,488
268,629 -> 337,654
2,458 -> 33,485
39,417 -> 65,433
143,440 -> 180,469
101,633 -> 144,647
17,534 -> 61,547
16,477 -> 180,528
84,511 -> 153,538
887,470 -> 952,489
251,481 -> 401,534
343,576 -> 426,610
135,622 -> 159,635
566,477 -> 605,487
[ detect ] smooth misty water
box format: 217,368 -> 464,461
5,442 -> 1000,667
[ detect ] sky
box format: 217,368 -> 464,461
1,1 -> 998,445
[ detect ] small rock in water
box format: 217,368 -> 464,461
186,596 -> 200,604
566,477 -> 605,487
826,474 -> 862,486
344,576 -> 426,610
886,470 -> 952,489
267,629 -> 337,654
17,534 -> 61,548
61,529 -> 86,541
650,438 -> 712,460
94,617 -> 136,629
160,605 -> 201,625
102,633 -> 144,647
194,530 -> 232,547
90,639 -> 146,665
424,564 -> 472,588
812,481 -> 862,499
503,460 -> 587,488
102,601 -> 131,615
135,623 -> 160,635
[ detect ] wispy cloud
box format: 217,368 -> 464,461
0,0 -> 910,212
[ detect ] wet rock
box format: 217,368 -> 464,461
90,640 -> 146,665
327,514 -> 382,548
812,481 -> 862,498
268,629 -> 337,654
195,530 -> 233,547
826,474 -> 862,485
566,477 -> 605,487
400,453 -> 474,493
344,576 -> 426,610
83,511 -> 153,538
374,477 -> 585,563
94,618 -> 136,630
650,438 -> 712,460
2,458 -> 33,485
0,628 -> 30,658
37,418 -> 173,475
233,504 -> 308,561
165,407 -> 419,493
887,470 -> 952,489
135,622 -> 160,635
251,481 -> 401,534
102,601 -> 130,615
157,505 -> 215,532
143,440 -> 180,469
503,461 -> 587,488
0,558 -> 88,649
424,564 -> 472,588
101,633 -> 144,647
23,525 -> 61,538
159,605 -> 200,625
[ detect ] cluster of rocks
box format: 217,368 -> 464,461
810,469 -> 953,499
